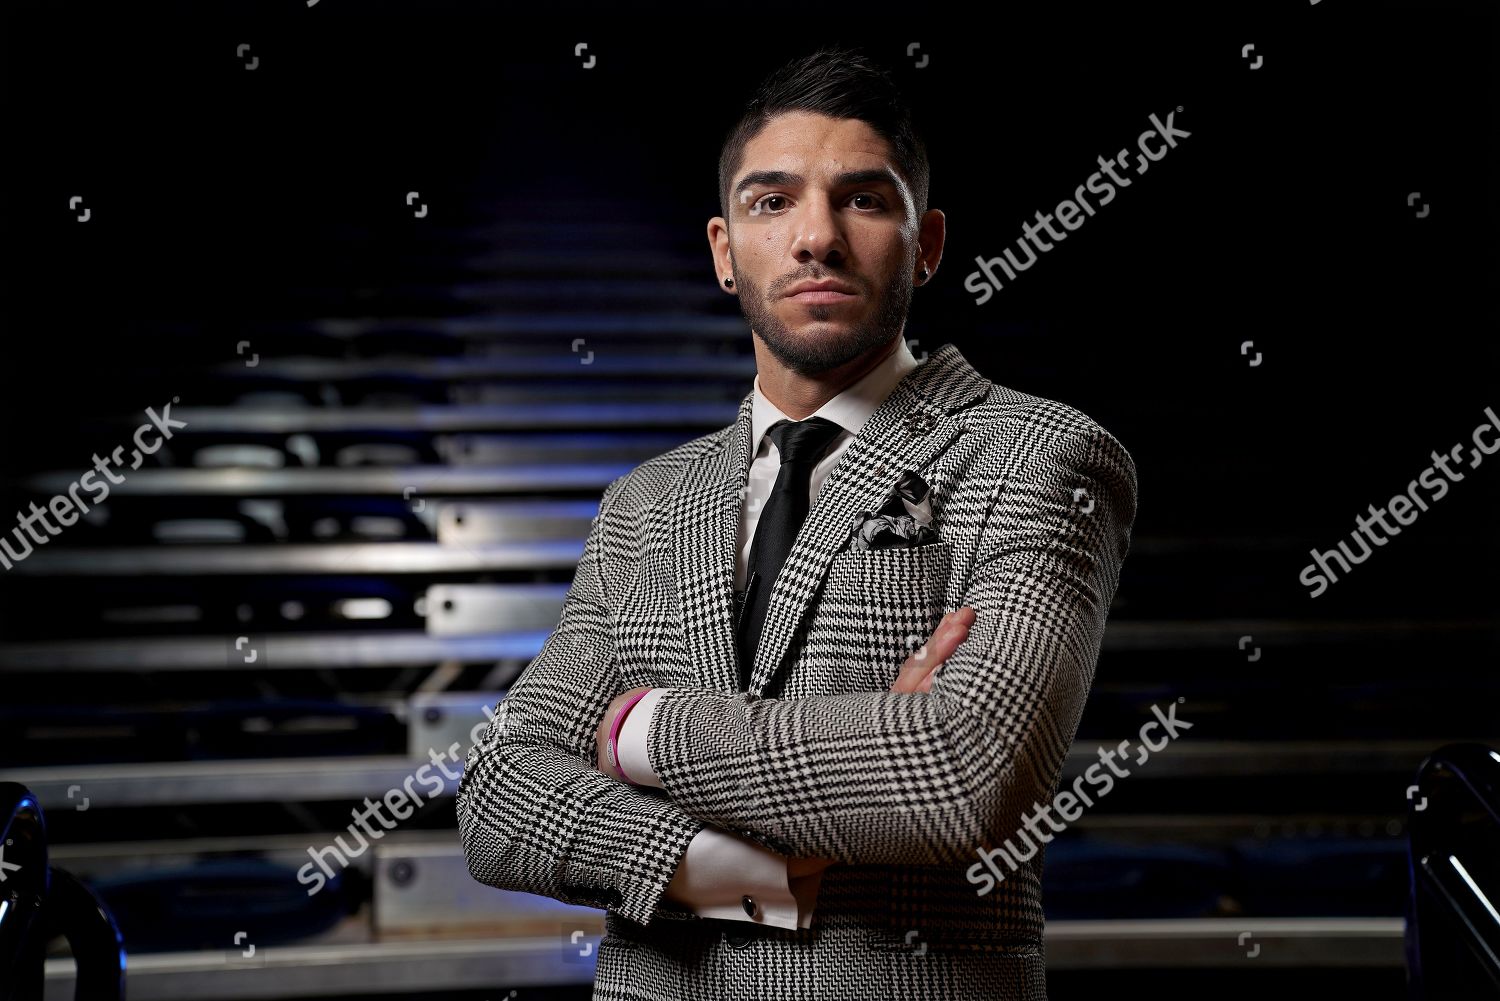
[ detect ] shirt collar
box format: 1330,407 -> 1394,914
750,336 -> 921,457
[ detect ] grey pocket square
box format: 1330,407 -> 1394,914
848,469 -> 939,551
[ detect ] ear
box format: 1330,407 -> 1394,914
916,207 -> 946,283
707,216 -> 735,292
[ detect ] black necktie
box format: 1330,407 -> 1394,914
736,416 -> 845,691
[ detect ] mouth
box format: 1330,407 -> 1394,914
783,279 -> 859,304
785,289 -> 858,304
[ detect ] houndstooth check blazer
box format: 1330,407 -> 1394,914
457,341 -> 1138,1000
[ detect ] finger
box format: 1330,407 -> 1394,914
890,608 -> 972,692
912,607 -> 972,670
890,624 -> 949,692
890,607 -> 973,691
889,621 -> 947,692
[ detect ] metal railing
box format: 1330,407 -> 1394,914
1406,742 -> 1500,998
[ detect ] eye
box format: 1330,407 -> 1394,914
850,193 -> 885,210
751,194 -> 788,215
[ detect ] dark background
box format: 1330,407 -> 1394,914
6,0 -> 1497,604
1,1 -> 1496,998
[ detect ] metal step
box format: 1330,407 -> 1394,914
40,918 -> 1407,999
3,740 -> 1479,809
0,629 -> 546,671
133,400 -> 739,434
22,464 -> 632,498
205,354 -> 757,381
3,541 -> 584,575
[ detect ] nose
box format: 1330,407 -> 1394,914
790,192 -> 848,265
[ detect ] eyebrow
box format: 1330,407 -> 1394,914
732,168 -> 902,203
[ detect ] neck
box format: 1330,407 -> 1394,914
755,336 -> 899,420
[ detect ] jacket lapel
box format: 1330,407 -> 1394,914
669,389 -> 756,694
670,342 -> 991,695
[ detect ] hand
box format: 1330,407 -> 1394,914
787,855 -> 837,880
662,836 -> 836,909
888,606 -> 975,694
595,686 -> 654,780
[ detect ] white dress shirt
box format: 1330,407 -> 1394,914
615,337 -> 921,929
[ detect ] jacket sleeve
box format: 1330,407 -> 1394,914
618,697 -> 821,928
456,473 -> 711,927
639,422 -> 1138,865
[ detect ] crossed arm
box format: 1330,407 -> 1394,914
458,422 -> 1136,923
457,473 -> 716,926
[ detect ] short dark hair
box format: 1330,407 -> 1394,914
717,44 -> 930,222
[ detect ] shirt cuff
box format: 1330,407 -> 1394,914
664,826 -> 820,931
616,687 -> 668,788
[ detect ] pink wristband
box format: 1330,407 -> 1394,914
606,689 -> 652,785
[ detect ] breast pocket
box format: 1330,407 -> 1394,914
806,539 -> 953,693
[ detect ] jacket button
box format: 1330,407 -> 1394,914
741,895 -> 757,918
725,931 -> 752,949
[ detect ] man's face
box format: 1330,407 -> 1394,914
718,111 -> 922,376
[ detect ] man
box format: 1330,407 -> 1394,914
458,45 -> 1137,999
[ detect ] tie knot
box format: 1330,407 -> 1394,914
765,416 -> 844,465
